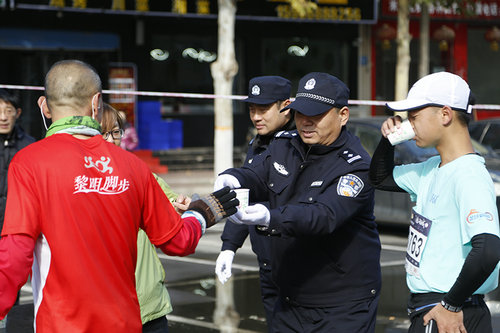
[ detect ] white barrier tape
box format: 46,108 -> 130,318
0,84 -> 44,91
1,84 -> 500,109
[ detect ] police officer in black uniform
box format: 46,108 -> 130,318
214,73 -> 381,332
215,76 -> 294,329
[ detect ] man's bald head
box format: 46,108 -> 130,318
44,60 -> 102,115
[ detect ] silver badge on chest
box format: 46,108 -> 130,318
273,161 -> 289,176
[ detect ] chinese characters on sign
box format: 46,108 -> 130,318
275,4 -> 362,21
383,0 -> 500,20
39,0 -> 376,23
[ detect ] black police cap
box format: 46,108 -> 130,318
282,72 -> 349,116
244,76 -> 291,105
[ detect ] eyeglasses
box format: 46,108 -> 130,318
103,129 -> 124,140
0,108 -> 17,117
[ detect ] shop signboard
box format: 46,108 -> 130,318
108,63 -> 137,127
382,0 -> 500,21
237,0 -> 377,23
14,0 -> 377,23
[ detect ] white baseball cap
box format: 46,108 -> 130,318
386,72 -> 472,114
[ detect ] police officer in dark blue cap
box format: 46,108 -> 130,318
214,72 -> 381,332
215,75 -> 294,329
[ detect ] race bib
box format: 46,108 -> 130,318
405,209 -> 432,278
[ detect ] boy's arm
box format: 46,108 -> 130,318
369,136 -> 405,192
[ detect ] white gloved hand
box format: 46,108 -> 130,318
228,204 -> 271,227
214,174 -> 241,191
215,250 -> 235,284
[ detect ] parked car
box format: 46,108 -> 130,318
469,117 -> 500,155
347,117 -> 500,227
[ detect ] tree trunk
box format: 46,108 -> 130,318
395,0 -> 411,117
214,279 -> 240,332
418,2 -> 430,78
211,1 -> 240,332
210,0 -> 239,176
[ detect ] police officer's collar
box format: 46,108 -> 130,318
292,127 -> 349,155
253,118 -> 296,149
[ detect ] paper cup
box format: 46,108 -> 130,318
387,120 -> 415,146
233,188 -> 249,211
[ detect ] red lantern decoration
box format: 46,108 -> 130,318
376,23 -> 397,50
433,25 -> 455,52
485,26 -> 500,51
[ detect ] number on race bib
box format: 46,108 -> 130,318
405,210 -> 432,278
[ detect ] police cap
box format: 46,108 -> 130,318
282,72 -> 349,116
244,76 -> 291,105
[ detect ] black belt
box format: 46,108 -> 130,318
407,293 -> 484,315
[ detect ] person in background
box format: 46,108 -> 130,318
0,59 -> 238,332
118,110 -> 139,151
369,72 -> 500,333
215,75 -> 293,329
102,103 -> 190,333
0,88 -> 35,332
0,89 -> 35,233
215,72 -> 381,332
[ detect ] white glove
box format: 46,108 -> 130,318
214,174 -> 241,191
228,203 -> 271,227
215,250 -> 235,284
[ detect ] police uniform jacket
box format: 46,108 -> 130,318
221,119 -> 295,271
222,127 -> 381,307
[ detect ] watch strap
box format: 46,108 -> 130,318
440,300 -> 462,312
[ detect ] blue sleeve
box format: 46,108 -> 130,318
222,150 -> 272,203
268,169 -> 375,237
220,222 -> 249,252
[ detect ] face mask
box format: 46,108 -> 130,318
39,98 -> 49,131
91,94 -> 98,120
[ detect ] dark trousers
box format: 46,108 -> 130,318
259,267 -> 279,332
408,293 -> 492,333
5,304 -> 34,333
142,315 -> 169,333
271,294 -> 379,333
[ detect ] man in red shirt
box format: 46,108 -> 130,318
0,59 -> 237,332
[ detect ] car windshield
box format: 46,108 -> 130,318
471,138 -> 496,156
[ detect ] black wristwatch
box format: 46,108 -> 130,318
440,300 -> 462,312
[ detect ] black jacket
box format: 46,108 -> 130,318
0,125 -> 35,232
223,127 -> 381,307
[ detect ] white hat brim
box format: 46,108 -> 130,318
386,99 -> 436,112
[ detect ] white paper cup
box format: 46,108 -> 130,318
387,120 -> 415,145
233,188 -> 249,211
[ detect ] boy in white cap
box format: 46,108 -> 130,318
370,72 -> 500,333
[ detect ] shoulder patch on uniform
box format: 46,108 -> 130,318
337,174 -> 364,197
274,130 -> 298,139
339,149 -> 362,164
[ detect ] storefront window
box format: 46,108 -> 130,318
468,27 -> 500,104
261,37 -> 351,90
